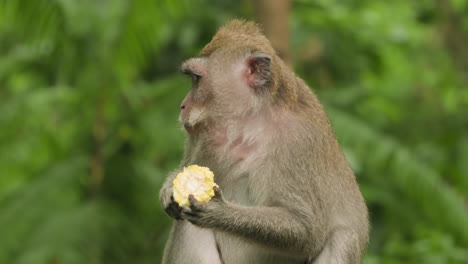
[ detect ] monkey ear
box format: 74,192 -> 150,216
245,53 -> 272,89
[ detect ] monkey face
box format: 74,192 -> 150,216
179,50 -> 272,135
179,57 -> 211,134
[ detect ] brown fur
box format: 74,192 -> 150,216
200,20 -> 298,108
160,19 -> 369,264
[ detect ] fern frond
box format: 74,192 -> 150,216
328,108 -> 468,246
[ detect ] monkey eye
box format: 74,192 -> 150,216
181,68 -> 202,85
190,73 -> 201,84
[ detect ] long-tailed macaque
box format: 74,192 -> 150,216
159,20 -> 369,264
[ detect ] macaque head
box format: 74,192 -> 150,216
179,20 -> 281,134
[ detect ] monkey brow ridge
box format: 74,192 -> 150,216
180,57 -> 207,75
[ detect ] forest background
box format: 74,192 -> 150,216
0,0 -> 467,263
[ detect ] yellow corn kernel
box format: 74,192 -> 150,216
173,165 -> 218,207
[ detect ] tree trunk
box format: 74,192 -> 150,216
254,0 -> 292,66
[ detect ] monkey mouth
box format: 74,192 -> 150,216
183,121 -> 208,135
184,122 -> 192,130
184,122 -> 197,134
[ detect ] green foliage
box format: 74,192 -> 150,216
0,0 -> 467,263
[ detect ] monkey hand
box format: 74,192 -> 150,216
159,181 -> 183,220
181,186 -> 226,228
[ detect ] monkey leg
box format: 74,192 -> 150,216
311,227 -> 362,264
162,221 -> 223,264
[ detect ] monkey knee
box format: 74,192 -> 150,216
311,228 -> 362,264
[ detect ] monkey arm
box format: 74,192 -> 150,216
182,189 -> 316,254
159,170 -> 184,220
216,204 -> 312,252
160,141 -> 197,220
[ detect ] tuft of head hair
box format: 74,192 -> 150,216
199,19 -> 273,57
218,19 -> 264,37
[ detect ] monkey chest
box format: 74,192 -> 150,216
221,173 -> 252,205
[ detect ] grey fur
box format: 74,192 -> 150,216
159,19 -> 369,264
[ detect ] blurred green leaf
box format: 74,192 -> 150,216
1,0 -> 468,263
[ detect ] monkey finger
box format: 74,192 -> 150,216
188,194 -> 202,208
181,205 -> 195,215
165,205 -> 182,220
169,200 -> 181,210
213,186 -> 223,199
169,201 -> 183,220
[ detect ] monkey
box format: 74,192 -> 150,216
159,19 -> 369,264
